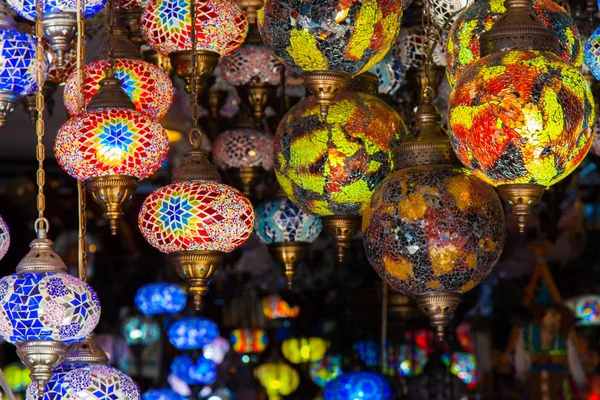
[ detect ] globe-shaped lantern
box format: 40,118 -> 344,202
425,0 -> 474,29
275,76 -> 407,261
55,76 -> 169,235
123,316 -> 161,346
566,294 -> 600,326
585,27 -> 600,80
369,52 -> 406,98
282,337 -> 328,365
324,372 -> 392,400
6,0 -> 106,66
0,5 -> 48,128
134,283 -> 187,316
63,28 -> 174,119
445,0 -> 582,86
171,354 -> 217,385
262,294 -> 301,319
212,128 -> 274,196
309,356 -> 343,388
0,214 -> 10,260
141,0 -> 248,94
230,328 -> 269,355
4,362 -> 31,393
442,352 -> 478,389
203,337 -> 230,364
254,363 -> 300,400
0,235 -> 101,395
395,345 -> 428,377
258,0 -> 403,118
138,146 -> 254,309
168,318 -> 219,351
363,90 -> 505,338
143,389 -> 186,400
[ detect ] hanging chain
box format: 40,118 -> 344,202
34,0 -> 48,236
105,0 -> 116,77
188,0 -> 202,149
76,0 -> 88,281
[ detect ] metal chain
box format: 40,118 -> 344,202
188,0 -> 202,149
34,0 -> 48,236
106,0 -> 116,77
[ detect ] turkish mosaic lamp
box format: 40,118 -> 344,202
134,282 -> 187,316
168,317 -> 219,350
324,372 -> 392,400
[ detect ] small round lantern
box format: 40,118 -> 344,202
254,362 -> 300,400
258,0 -> 403,118
369,52 -> 406,98
566,294 -> 600,326
230,328 -> 269,354
442,352 -> 478,389
324,372 -> 392,400
171,354 -> 217,385
275,79 -> 407,261
123,316 -> 160,346
0,215 -> 10,260
394,344 -> 427,377
168,318 -> 219,351
262,294 -> 301,319
282,337 -> 328,364
309,356 -> 343,388
584,27 -> 600,80
142,389 -> 186,400
134,283 -> 187,316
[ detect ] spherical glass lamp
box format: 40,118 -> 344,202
309,356 -> 342,388
123,316 -> 161,346
585,27 -> 600,80
171,354 -> 217,385
254,363 -> 300,400
142,389 -> 186,400
0,215 -> 10,261
134,283 -> 187,316
230,328 -> 269,354
566,294 -> 600,326
324,372 -> 392,400
282,337 -> 328,364
275,83 -> 407,261
395,345 -> 427,377
168,317 -> 219,351
446,0 -> 582,86
425,0 -> 474,29
203,336 -> 230,364
369,52 -> 406,98
262,294 -> 301,319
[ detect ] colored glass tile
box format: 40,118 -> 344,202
0,26 -> 47,96
123,316 -> 160,346
221,44 -> 283,86
369,52 -> 405,97
254,198 -> 322,245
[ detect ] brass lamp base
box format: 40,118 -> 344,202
86,175 -> 138,236
244,84 -> 274,121
415,292 -> 461,341
169,50 -> 220,95
42,11 -> 77,67
206,90 -> 228,119
303,70 -> 351,120
268,242 -> 309,289
0,90 -> 18,128
169,250 -> 224,310
238,0 -> 264,23
229,166 -> 264,197
497,183 -> 545,233
322,215 -> 361,263
17,340 -> 68,396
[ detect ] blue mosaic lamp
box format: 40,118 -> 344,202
26,336 -> 140,400
585,27 -> 600,80
0,231 -> 101,396
369,52 -> 406,97
142,388 -> 187,400
135,283 -> 187,316
123,316 -> 161,346
6,0 -> 106,65
324,372 -> 393,400
170,354 -> 217,385
0,3 -> 47,128
168,317 -> 219,351
254,194 -> 322,289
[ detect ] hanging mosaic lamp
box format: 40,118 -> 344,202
6,0 -> 106,65
309,355 -> 343,388
324,372 -> 392,400
63,27 -> 174,119
123,316 -> 161,346
0,231 -> 101,395
445,0 -> 582,86
447,0 -> 595,231
212,126 -> 273,196
221,25 -> 283,121
142,389 -> 186,400
26,336 -> 140,399
168,317 -> 219,350
424,0 -> 474,30
585,27 -> 600,80
254,362 -> 300,400
275,73 -> 407,262
281,337 -> 328,364
55,73 -> 169,235
134,282 -> 187,316
0,4 -> 46,128
170,354 -> 217,385
262,294 -> 301,319
230,328 -> 269,354
203,336 -> 230,364
238,0 -> 263,24
368,52 -> 406,98
258,0 -> 402,119
363,88 -> 505,339
566,294 -> 600,326
138,141 -> 254,309
141,0 -> 248,95
0,215 -> 10,261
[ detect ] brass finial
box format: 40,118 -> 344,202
238,0 -> 264,24
16,236 -> 67,273
303,70 -> 351,120
169,250 -> 223,311
169,50 -> 220,95
86,175 -> 138,235
497,184 -> 545,233
268,242 -> 309,290
321,215 -> 361,263
172,148 -> 222,183
17,341 -> 69,396
415,292 -> 461,341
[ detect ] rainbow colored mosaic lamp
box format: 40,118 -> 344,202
63,27 -> 174,120
258,0 -> 403,119
324,372 -> 392,400
254,362 -> 300,400
141,0 -> 248,94
275,74 -> 407,262
26,336 -> 140,400
447,0 -> 595,231
230,328 -> 269,355
6,0 -> 106,66
55,73 -> 169,235
0,231 -> 101,395
362,89 -> 505,339
134,282 -> 187,316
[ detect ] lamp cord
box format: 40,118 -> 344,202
188,0 -> 203,149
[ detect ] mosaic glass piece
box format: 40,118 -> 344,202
258,0 -> 402,75
446,0 -> 582,86
139,180 -> 254,253
324,372 -> 392,400
168,317 -> 219,350
255,363 -> 300,398
7,0 -> 106,20
203,336 -> 230,364
254,198 -> 322,244
170,354 -> 217,385
275,91 -> 407,217
310,355 -> 343,388
368,52 -> 405,97
221,44 -> 283,86
230,328 -> 268,354
123,316 -> 160,345
425,0 -> 474,29
134,283 -> 186,316
262,294 -> 301,319
63,59 -> 174,119
213,129 -> 274,170
55,108 -> 169,181
142,389 -> 186,400
585,27 -> 600,80
0,27 -> 46,96
141,0 -> 248,56
47,48 -> 76,84
282,337 -> 328,364
448,50 -> 595,187
363,165 -> 505,296
0,215 -> 10,261
27,363 -> 140,400
0,272 -> 100,344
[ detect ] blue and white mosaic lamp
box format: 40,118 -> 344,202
135,282 -> 187,316
170,354 -> 217,386
168,317 -> 219,351
254,194 -> 322,288
324,372 -> 393,400
142,388 -> 187,400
